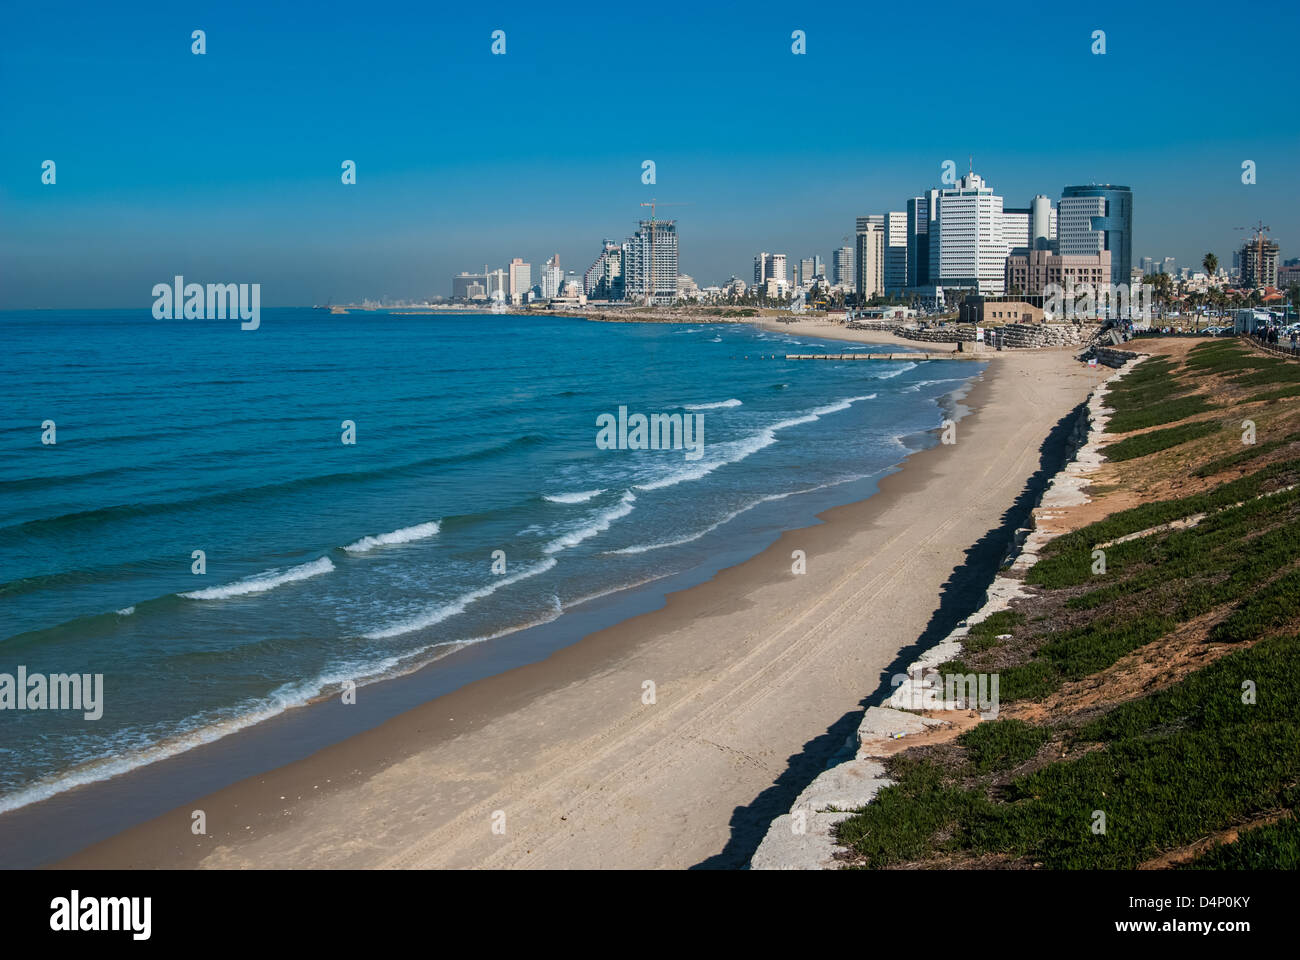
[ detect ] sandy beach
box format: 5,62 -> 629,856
59,338 -> 1096,870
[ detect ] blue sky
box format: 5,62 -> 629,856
2,0 -> 1297,307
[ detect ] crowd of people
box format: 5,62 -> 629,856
1252,322 -> 1299,353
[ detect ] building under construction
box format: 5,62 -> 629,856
622,219 -> 679,306
1240,235 -> 1280,289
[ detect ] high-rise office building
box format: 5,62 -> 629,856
753,252 -> 788,291
833,245 -> 854,290
508,258 -> 532,302
540,254 -> 564,299
1059,185 -> 1133,295
932,172 -> 1007,295
855,216 -> 885,300
885,211 -> 908,292
1002,208 -> 1032,256
623,220 -> 679,305
799,257 -> 816,286
906,190 -> 939,289
1161,256 -> 1176,275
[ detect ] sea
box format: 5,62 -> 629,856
0,309 -> 982,815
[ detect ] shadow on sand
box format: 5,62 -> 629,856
691,398 -> 1091,869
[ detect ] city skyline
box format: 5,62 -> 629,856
3,0 -> 1296,308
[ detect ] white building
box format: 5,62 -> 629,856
753,252 -> 789,294
508,258 -> 532,303
1001,209 -> 1031,254
932,172 -> 1007,295
541,254 -> 564,299
855,215 -> 886,300
884,211 -> 908,292
1030,195 -> 1056,250
833,245 -> 854,291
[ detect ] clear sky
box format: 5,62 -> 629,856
2,0 -> 1296,307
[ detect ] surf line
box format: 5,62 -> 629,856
596,406 -> 704,461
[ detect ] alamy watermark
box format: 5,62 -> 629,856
892,665 -> 999,717
152,275 -> 260,330
0,666 -> 103,720
596,406 -> 704,461
1044,281 -> 1152,322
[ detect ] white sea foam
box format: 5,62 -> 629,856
633,395 -> 877,493
543,489 -> 606,504
904,376 -> 970,393
115,606 -> 135,616
611,476 -> 869,555
343,520 -> 441,553
543,491 -> 636,554
180,556 -> 335,600
683,399 -> 742,410
873,361 -> 918,380
362,557 -> 559,640
0,637 -> 476,816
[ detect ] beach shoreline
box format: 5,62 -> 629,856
43,337 -> 1095,870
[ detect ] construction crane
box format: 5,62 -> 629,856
638,199 -> 688,306
1235,220 -> 1273,289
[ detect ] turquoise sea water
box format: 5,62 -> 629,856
0,309 -> 981,811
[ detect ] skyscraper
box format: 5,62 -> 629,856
1002,207 -> 1032,254
1239,237 -> 1280,288
541,254 -> 564,299
753,252 -> 788,291
1059,185 -> 1133,294
906,190 -> 939,289
1030,195 -> 1055,251
799,257 -> 816,286
583,242 -> 623,300
623,220 -> 679,305
508,258 -> 532,302
932,172 -> 1006,295
884,211 -> 908,293
833,245 -> 854,291
855,216 -> 885,300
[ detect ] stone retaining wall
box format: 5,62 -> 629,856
749,354 -> 1144,869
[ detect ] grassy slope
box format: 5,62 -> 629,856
835,338 -> 1300,869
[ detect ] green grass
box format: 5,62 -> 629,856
961,610 -> 1025,653
839,634 -> 1300,869
1193,432 -> 1298,477
1209,567 -> 1300,643
1101,420 -> 1220,461
1230,364 -> 1300,388
835,409 -> 1300,871
1184,816 -> 1300,869
1106,395 -> 1213,433
1026,458 -> 1300,589
1247,386 -> 1300,403
946,614 -> 1175,703
958,719 -> 1050,772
